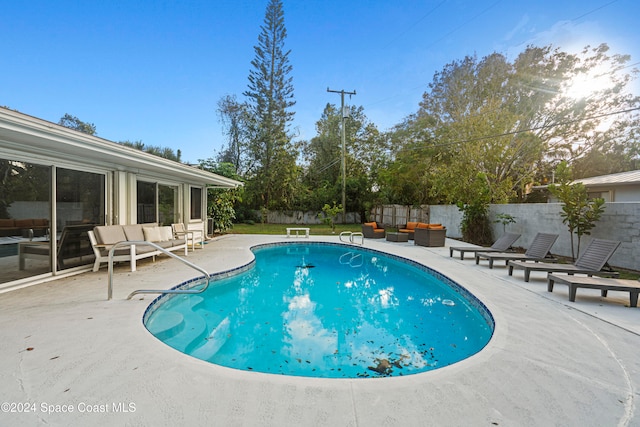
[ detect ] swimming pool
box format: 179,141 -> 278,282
144,242 -> 494,378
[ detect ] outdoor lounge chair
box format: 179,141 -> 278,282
414,225 -> 447,247
475,232 -> 559,268
547,273 -> 640,307
172,223 -> 204,250
449,232 -> 520,260
362,222 -> 385,239
507,238 -> 621,282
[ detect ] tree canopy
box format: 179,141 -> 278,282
119,140 -> 182,162
213,32 -> 639,222
58,114 -> 97,135
57,38 -> 640,226
301,103 -> 385,218
380,44 -> 640,209
239,0 -> 298,210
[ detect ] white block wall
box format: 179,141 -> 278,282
430,202 -> 639,271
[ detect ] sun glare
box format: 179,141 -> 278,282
564,67 -> 614,100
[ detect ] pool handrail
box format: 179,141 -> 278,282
339,231 -> 364,245
106,240 -> 210,300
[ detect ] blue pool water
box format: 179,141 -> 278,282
0,243 -> 17,258
144,243 -> 494,378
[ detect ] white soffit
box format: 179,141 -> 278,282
0,108 -> 241,188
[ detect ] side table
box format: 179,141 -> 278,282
386,232 -> 409,243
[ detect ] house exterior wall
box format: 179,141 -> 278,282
112,171 -> 127,225
430,202 -> 640,271
126,172 -> 138,225
0,107 -> 241,290
612,184 -> 640,202
184,184 -> 206,237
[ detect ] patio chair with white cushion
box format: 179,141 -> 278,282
171,223 -> 204,250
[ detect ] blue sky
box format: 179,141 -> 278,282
1,0 -> 638,164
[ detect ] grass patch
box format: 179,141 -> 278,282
227,223 -> 361,236
616,269 -> 640,280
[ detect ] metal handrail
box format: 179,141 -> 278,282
106,240 -> 210,300
339,231 -> 364,245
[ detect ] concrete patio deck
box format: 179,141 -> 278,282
1,234 -> 639,426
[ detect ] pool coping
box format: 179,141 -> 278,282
143,240 -> 496,378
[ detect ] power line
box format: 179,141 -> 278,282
314,157 -> 340,175
366,1 -> 502,109
427,106 -> 640,149
422,0 -> 502,52
570,0 -> 620,22
365,58 -> 639,127
381,0 -> 448,50
364,0 -> 626,114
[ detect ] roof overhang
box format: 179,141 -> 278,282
0,107 -> 243,189
533,170 -> 640,192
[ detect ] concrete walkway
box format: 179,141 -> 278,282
1,234 -> 639,427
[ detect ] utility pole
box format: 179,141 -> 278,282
327,87 -> 356,224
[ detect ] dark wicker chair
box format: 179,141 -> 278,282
362,222 -> 385,239
398,222 -> 418,240
414,226 -> 446,247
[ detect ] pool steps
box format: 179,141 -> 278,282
147,296 -> 211,353
190,317 -> 231,360
146,310 -> 184,341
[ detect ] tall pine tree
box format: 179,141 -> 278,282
243,0 -> 297,210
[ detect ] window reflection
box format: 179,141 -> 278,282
137,181 -> 156,223
0,160 -> 107,284
191,187 -> 202,220
0,160 -> 51,283
55,168 -> 104,270
137,182 -> 178,226
158,184 -> 177,226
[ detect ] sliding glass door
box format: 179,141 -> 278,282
55,168 -> 105,270
159,184 -> 177,225
0,159 -> 108,285
137,181 -> 178,226
0,159 -> 51,283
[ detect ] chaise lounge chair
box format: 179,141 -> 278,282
475,232 -> 558,268
507,238 -> 621,282
449,232 -> 521,260
547,273 -> 640,307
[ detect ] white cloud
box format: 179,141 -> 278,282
504,15 -> 530,42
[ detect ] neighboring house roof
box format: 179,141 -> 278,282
0,107 -> 242,189
572,170 -> 640,188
